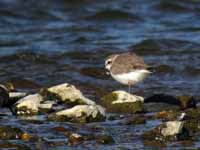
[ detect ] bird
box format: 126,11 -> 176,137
105,52 -> 151,94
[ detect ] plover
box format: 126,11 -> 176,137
105,52 -> 151,93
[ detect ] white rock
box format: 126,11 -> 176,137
55,105 -> 105,119
161,121 -> 184,137
39,101 -> 55,109
15,94 -> 43,112
111,90 -> 144,104
9,92 -> 27,99
47,83 -> 95,105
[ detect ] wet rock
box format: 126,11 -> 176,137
145,94 -> 196,110
0,142 -> 31,150
9,92 -> 27,100
5,77 -> 41,90
176,95 -> 196,110
21,133 -> 31,141
154,110 -> 181,121
161,121 -> 184,137
143,121 -> 188,142
143,140 -> 167,147
96,134 -> 115,145
80,67 -> 107,79
0,84 -> 9,107
68,133 -> 84,146
0,126 -> 24,140
107,114 -> 121,121
9,92 -> 28,108
48,105 -> 105,123
185,107 -> 200,119
38,101 -> 54,113
101,90 -> 144,113
155,64 -> 175,73
41,83 -> 95,106
123,115 -> 146,125
15,94 -> 43,115
183,119 -> 200,137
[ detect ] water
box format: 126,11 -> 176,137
0,0 -> 200,149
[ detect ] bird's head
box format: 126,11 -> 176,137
105,54 -> 118,71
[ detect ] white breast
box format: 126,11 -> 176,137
111,69 -> 151,85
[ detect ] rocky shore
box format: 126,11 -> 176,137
0,82 -> 199,149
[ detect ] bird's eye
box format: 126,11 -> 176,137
107,61 -> 112,64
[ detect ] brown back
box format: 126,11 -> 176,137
110,52 -> 148,74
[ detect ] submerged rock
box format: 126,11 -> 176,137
145,94 -> 196,110
48,105 -> 105,123
0,142 -> 31,150
15,94 -> 43,115
96,134 -> 115,145
101,90 -> 144,113
0,126 -> 24,140
41,83 -> 95,106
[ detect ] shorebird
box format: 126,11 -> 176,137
105,52 -> 151,93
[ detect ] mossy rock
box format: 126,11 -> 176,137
101,91 -> 144,113
48,111 -> 105,123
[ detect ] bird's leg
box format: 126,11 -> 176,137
128,82 -> 132,100
128,83 -> 131,94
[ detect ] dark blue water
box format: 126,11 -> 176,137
0,0 -> 200,149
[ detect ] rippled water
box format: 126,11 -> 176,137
0,0 -> 200,149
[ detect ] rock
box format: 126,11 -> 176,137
183,120 -> 200,137
15,94 -> 43,115
0,126 -> 24,140
145,94 -> 196,110
142,121 -> 188,142
101,90 -> 144,113
154,110 -> 181,121
9,92 -> 27,99
185,107 -> 200,119
38,101 -> 55,113
41,83 -> 95,105
48,105 -> 106,123
0,142 -> 31,149
21,133 -> 31,141
96,134 -> 115,144
143,140 -> 167,147
68,133 -> 84,146
0,84 -> 9,107
123,115 -> 146,125
161,121 -> 184,137
176,95 -> 196,110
